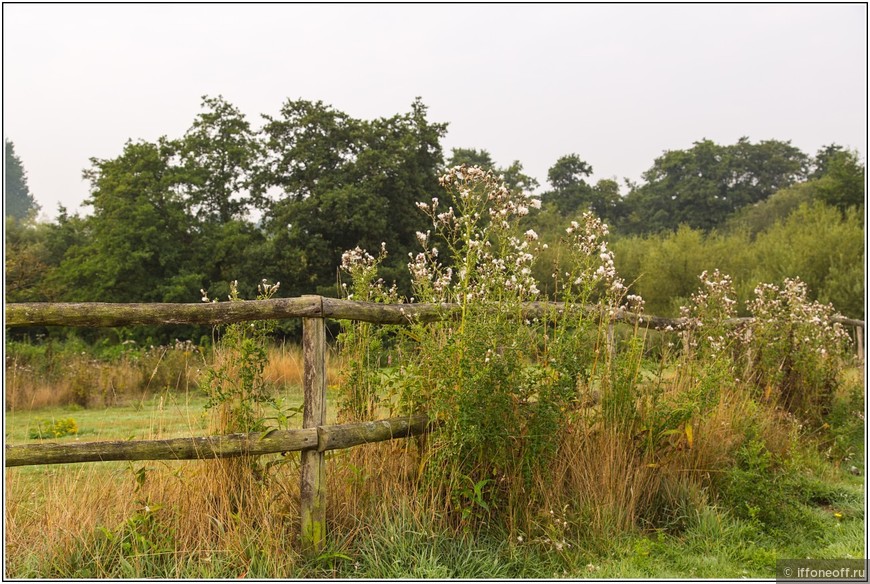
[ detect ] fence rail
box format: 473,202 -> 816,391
5,415 -> 433,467
3,295 -> 864,553
8,297 -> 865,330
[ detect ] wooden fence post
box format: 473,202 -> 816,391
856,325 -> 864,367
300,296 -> 327,555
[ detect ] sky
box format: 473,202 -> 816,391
3,3 -> 867,221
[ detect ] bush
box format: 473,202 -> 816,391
28,418 -> 78,439
746,278 -> 851,424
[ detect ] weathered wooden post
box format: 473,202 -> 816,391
856,325 -> 864,367
300,295 -> 327,555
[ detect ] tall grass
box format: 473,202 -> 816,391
4,338 -> 333,412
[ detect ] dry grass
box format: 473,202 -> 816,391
5,342 -> 342,412
5,464 -> 139,575
5,347 -> 201,411
5,456 -> 305,577
264,343 -> 345,392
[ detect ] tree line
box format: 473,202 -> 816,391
4,96 -> 865,341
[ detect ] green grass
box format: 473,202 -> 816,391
288,490 -> 865,579
4,384 -> 349,445
6,393 -> 211,445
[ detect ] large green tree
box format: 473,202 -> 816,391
622,138 -> 808,233
178,95 -> 259,223
540,154 -> 625,223
255,98 -> 446,295
4,139 -> 40,220
53,139 -> 196,302
810,146 -> 865,212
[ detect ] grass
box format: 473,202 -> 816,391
5,387 -> 864,579
4,341 -> 865,579
5,393 -> 211,445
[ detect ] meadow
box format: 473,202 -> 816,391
4,166 -> 866,579
4,343 -> 864,578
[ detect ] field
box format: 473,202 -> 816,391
4,171 -> 866,578
4,338 -> 865,578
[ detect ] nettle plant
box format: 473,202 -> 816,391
636,270 -> 747,456
746,277 -> 851,423
676,271 -> 852,426
409,166 -> 548,512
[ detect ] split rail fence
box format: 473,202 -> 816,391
4,296 -> 865,553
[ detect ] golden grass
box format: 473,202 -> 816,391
5,348 -> 201,411
5,342 -> 344,413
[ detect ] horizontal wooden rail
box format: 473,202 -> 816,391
5,297 -> 323,327
5,415 -> 435,467
7,297 -> 864,330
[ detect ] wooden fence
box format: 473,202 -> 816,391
4,296 -> 865,553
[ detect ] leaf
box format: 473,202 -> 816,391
259,428 -> 277,441
685,423 -> 694,449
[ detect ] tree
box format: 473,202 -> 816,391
622,138 -> 808,233
178,96 -> 259,223
53,139 -> 195,302
447,148 -> 495,170
540,154 -> 625,223
542,153 -> 594,215
811,147 -> 864,212
255,98 -> 447,296
447,147 -> 539,195
5,139 -> 40,220
726,138 -> 809,209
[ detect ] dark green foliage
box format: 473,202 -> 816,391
7,97 -> 447,342
56,139 -> 193,303
178,95 -> 259,223
257,97 -> 446,297
447,147 -> 540,195
622,138 -> 808,233
538,154 -> 625,224
811,148 -> 865,212
4,139 -> 40,220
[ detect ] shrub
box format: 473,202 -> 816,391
746,278 -> 851,424
28,417 -> 78,439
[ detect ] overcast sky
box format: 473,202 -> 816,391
3,3 -> 867,221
